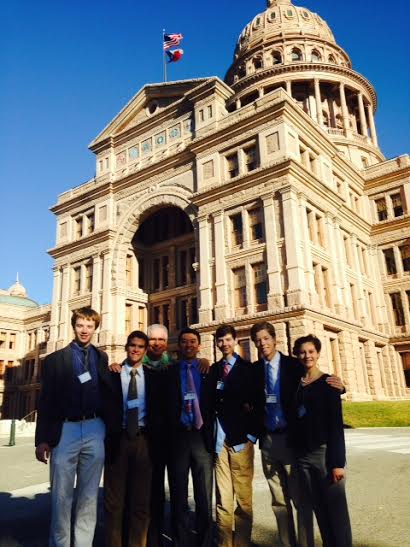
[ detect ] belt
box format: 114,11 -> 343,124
267,428 -> 287,435
65,413 -> 99,422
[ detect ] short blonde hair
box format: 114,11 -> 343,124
71,307 -> 101,329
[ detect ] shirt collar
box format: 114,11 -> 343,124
182,359 -> 198,370
123,361 -> 144,375
265,351 -> 280,368
224,353 -> 237,367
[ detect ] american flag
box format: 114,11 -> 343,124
163,33 -> 183,50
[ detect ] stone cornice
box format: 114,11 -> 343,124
48,229 -> 116,259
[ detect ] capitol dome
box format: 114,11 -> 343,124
224,0 -> 383,168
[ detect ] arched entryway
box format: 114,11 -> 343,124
129,206 -> 198,341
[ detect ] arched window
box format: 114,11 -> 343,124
291,48 -> 303,62
268,10 -> 276,22
253,56 -> 263,70
272,51 -> 282,65
238,64 -> 246,78
311,50 -> 321,62
328,54 -> 336,64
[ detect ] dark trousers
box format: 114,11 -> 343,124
296,445 -> 352,547
147,442 -> 168,547
104,431 -> 152,547
168,429 -> 213,547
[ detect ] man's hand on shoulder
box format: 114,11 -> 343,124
35,443 -> 50,464
198,358 -> 210,374
108,362 -> 122,373
326,374 -> 345,393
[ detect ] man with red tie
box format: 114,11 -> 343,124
166,328 -> 214,547
209,325 -> 264,547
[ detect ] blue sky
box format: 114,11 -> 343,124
1,0 -> 409,304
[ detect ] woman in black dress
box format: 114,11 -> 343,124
290,334 -> 352,547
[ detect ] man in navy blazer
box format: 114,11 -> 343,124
35,307 -> 107,547
166,327 -> 214,547
250,321 -> 343,547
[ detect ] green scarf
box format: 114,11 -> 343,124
142,351 -> 172,370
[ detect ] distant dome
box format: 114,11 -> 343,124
8,275 -> 27,297
0,294 -> 39,308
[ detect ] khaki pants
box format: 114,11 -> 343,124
215,441 -> 254,547
260,431 -> 300,547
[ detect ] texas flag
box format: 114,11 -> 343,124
166,49 -> 184,63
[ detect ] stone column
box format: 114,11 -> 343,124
261,194 -> 284,308
401,289 -> 410,328
91,255 -> 101,310
314,78 -> 323,125
325,214 -> 343,314
100,252 -> 113,345
48,267 -> 61,352
339,82 -> 350,134
198,215 -> 213,323
213,211 -> 228,319
286,80 -> 292,96
366,104 -> 378,147
58,265 -> 70,348
357,92 -> 368,137
298,193 -> 317,305
351,235 -> 366,321
393,246 -> 403,275
280,186 -> 307,306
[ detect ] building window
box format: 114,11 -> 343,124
401,352 -> 410,388
176,298 -> 188,329
226,153 -> 239,178
231,213 -> 243,246
86,213 -> 95,235
375,198 -> 388,221
0,332 -> 6,349
272,51 -> 282,65
237,338 -> 251,361
75,217 -> 83,239
190,297 -> 198,324
208,105 -> 213,118
163,304 -> 169,330
248,208 -> 264,241
390,292 -> 405,326
153,258 -> 160,290
311,50 -> 321,62
85,262 -> 93,292
162,255 -> 169,288
188,247 -> 196,284
253,263 -> 268,307
126,254 -> 133,287
9,333 -> 16,350
138,258 -> 145,290
391,192 -> 404,217
178,250 -> 187,286
233,267 -> 247,310
328,54 -> 336,63
73,266 -> 81,295
291,48 -> 302,61
244,146 -> 257,172
383,248 -> 397,275
400,245 -> 410,272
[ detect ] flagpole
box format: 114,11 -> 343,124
163,28 -> 168,82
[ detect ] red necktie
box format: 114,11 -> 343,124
223,360 -> 231,379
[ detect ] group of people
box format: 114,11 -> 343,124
35,306 -> 352,547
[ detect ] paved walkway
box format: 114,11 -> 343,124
1,429 -> 409,546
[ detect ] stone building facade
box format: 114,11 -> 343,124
40,0 -> 409,400
0,277 -> 51,419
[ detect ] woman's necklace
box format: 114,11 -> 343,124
301,369 -> 323,386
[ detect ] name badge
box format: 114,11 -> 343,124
266,394 -> 277,404
217,381 -> 224,391
184,392 -> 196,401
127,398 -> 141,410
298,404 -> 307,418
78,371 -> 91,384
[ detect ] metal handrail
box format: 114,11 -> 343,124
20,410 -> 37,422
